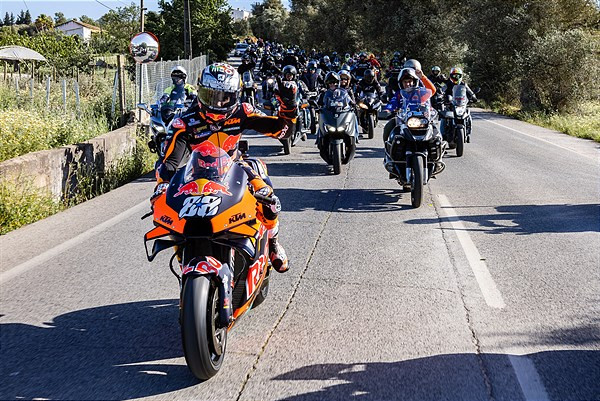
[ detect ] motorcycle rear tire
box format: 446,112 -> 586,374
368,114 -> 375,139
332,142 -> 342,175
181,275 -> 227,381
456,128 -> 465,157
410,157 -> 424,208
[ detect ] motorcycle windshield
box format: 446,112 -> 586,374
452,85 -> 468,106
400,87 -> 433,119
183,146 -> 233,183
168,86 -> 187,107
325,89 -> 353,113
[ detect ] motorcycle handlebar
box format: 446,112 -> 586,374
254,192 -> 276,205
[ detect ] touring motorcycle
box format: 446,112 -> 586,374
384,87 -> 446,207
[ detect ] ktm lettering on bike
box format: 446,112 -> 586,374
179,195 -> 222,218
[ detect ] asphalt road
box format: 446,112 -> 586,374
1,58 -> 599,401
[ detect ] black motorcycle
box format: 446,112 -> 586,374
263,90 -> 309,155
356,91 -> 382,139
442,85 -> 474,157
384,87 -> 446,208
317,89 -> 358,175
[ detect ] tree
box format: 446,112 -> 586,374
146,0 -> 236,61
54,12 -> 67,25
24,10 -> 32,24
16,10 -> 27,24
79,15 -> 97,25
249,0 -> 288,42
232,18 -> 252,38
34,14 -> 54,31
94,5 -> 140,54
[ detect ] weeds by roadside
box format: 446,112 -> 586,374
487,101 -> 600,143
0,136 -> 155,235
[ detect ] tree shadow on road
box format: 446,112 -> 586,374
272,350 -> 600,401
404,203 -> 600,234
0,300 -> 199,400
276,187 -> 414,213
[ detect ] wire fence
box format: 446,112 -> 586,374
135,55 -> 209,106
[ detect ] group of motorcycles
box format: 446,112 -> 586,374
134,38 -> 478,382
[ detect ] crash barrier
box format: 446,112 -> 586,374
0,123 -> 137,201
135,55 -> 208,106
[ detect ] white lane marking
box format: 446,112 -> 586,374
507,348 -> 550,401
478,117 -> 597,161
0,200 -> 148,284
437,194 -> 506,309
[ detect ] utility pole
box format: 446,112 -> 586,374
183,0 -> 192,59
140,0 -> 145,32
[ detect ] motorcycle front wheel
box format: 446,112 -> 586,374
332,142 -> 342,175
410,156 -> 424,208
456,127 -> 465,157
368,113 -> 375,139
181,275 -> 227,381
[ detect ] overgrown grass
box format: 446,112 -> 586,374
488,101 -> 600,143
0,136 -> 155,235
0,72 -> 136,162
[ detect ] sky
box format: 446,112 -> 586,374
0,0 -> 288,21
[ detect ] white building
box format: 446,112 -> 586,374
55,19 -> 102,41
230,8 -> 250,21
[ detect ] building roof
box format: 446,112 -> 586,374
56,19 -> 102,32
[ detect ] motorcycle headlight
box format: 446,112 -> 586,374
267,78 -> 274,85
325,124 -> 336,132
455,106 -> 466,116
358,102 -> 368,109
407,117 -> 428,128
337,125 -> 346,132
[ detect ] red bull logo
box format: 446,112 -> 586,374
174,181 -> 200,197
201,181 -> 232,196
221,134 -> 241,152
174,180 -> 232,197
193,140 -> 220,156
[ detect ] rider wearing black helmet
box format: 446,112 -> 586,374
238,54 -> 256,77
356,68 -> 385,98
351,51 -> 372,81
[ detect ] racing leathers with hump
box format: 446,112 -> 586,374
153,63 -> 297,273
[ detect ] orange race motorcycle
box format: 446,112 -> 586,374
144,140 -> 275,381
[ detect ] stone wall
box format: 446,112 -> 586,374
0,124 -> 138,200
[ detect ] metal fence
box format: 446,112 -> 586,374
135,55 -> 208,106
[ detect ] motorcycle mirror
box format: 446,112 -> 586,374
238,140 -> 249,154
474,87 -> 481,94
130,32 -> 160,64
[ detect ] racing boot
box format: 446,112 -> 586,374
269,236 -> 289,273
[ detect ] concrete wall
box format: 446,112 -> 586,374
0,124 -> 138,200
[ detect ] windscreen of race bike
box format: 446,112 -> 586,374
183,145 -> 233,183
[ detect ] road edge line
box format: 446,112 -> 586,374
0,200 -> 148,285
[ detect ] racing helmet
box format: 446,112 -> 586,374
283,65 -> 297,81
364,68 -> 375,83
449,67 -> 463,84
358,51 -> 367,61
325,71 -> 340,86
307,61 -> 318,72
403,59 -> 422,72
398,68 -> 419,91
197,63 -> 241,122
431,66 -> 441,76
338,69 -> 351,86
171,65 -> 187,84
